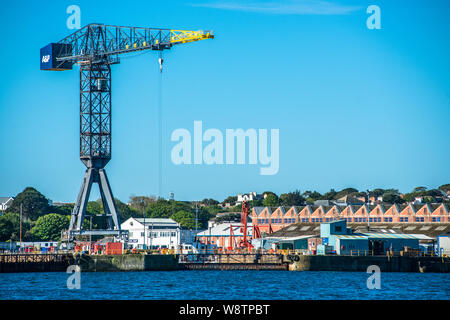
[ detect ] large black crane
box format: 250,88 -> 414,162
40,24 -> 213,240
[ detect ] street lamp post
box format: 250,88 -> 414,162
143,206 -> 146,250
367,190 -> 371,230
150,223 -> 153,250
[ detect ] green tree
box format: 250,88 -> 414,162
86,201 -> 103,216
198,207 -> 215,229
222,196 -> 237,205
384,188 -> 400,195
51,204 -> 74,215
262,193 -> 279,207
262,191 -> 278,199
202,204 -> 223,216
438,184 -> 450,192
302,190 -> 322,200
247,199 -> 263,208
321,189 -> 337,200
171,210 -> 196,229
146,199 -> 192,219
0,215 -> 14,241
382,193 -> 405,204
0,212 -> 32,241
31,213 -> 69,241
371,189 -> 386,197
6,187 -> 50,221
279,190 -> 305,206
227,204 -> 243,212
201,198 -> 219,206
334,188 -> 359,200
402,193 -> 415,202
413,186 -> 427,193
115,198 -> 138,221
425,189 -> 442,197
128,195 -> 157,212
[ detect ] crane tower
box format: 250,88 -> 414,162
40,24 -> 213,240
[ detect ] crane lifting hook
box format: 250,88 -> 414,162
158,51 -> 164,73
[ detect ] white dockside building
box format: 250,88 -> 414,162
121,217 -> 194,250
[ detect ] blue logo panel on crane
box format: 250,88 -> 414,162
40,43 -> 73,71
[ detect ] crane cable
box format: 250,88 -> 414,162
157,50 -> 163,199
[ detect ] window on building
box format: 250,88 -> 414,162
141,232 -> 145,237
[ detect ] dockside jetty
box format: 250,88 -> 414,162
1,253 -> 449,273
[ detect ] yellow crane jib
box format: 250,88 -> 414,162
170,30 -> 214,44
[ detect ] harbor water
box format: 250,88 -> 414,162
0,270 -> 449,300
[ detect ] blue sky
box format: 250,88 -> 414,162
0,0 -> 449,203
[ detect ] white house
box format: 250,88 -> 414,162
0,197 -> 14,212
120,217 -> 194,250
414,197 -> 423,204
236,192 -> 264,205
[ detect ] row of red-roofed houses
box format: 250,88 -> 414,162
252,203 -> 449,233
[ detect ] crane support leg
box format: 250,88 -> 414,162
69,167 -> 120,237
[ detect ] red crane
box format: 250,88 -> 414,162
240,201 -> 253,249
228,201 -> 254,251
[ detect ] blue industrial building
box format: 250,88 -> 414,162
437,233 -> 450,256
320,220 -> 427,255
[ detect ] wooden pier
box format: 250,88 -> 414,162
178,253 -> 289,270
181,263 -> 288,270
0,254 -> 73,273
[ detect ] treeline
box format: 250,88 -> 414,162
1,184 -> 449,242
0,188 -> 222,242
221,184 -> 450,208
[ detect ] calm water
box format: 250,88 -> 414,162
0,271 -> 448,300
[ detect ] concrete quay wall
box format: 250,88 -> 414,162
289,255 -> 450,273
